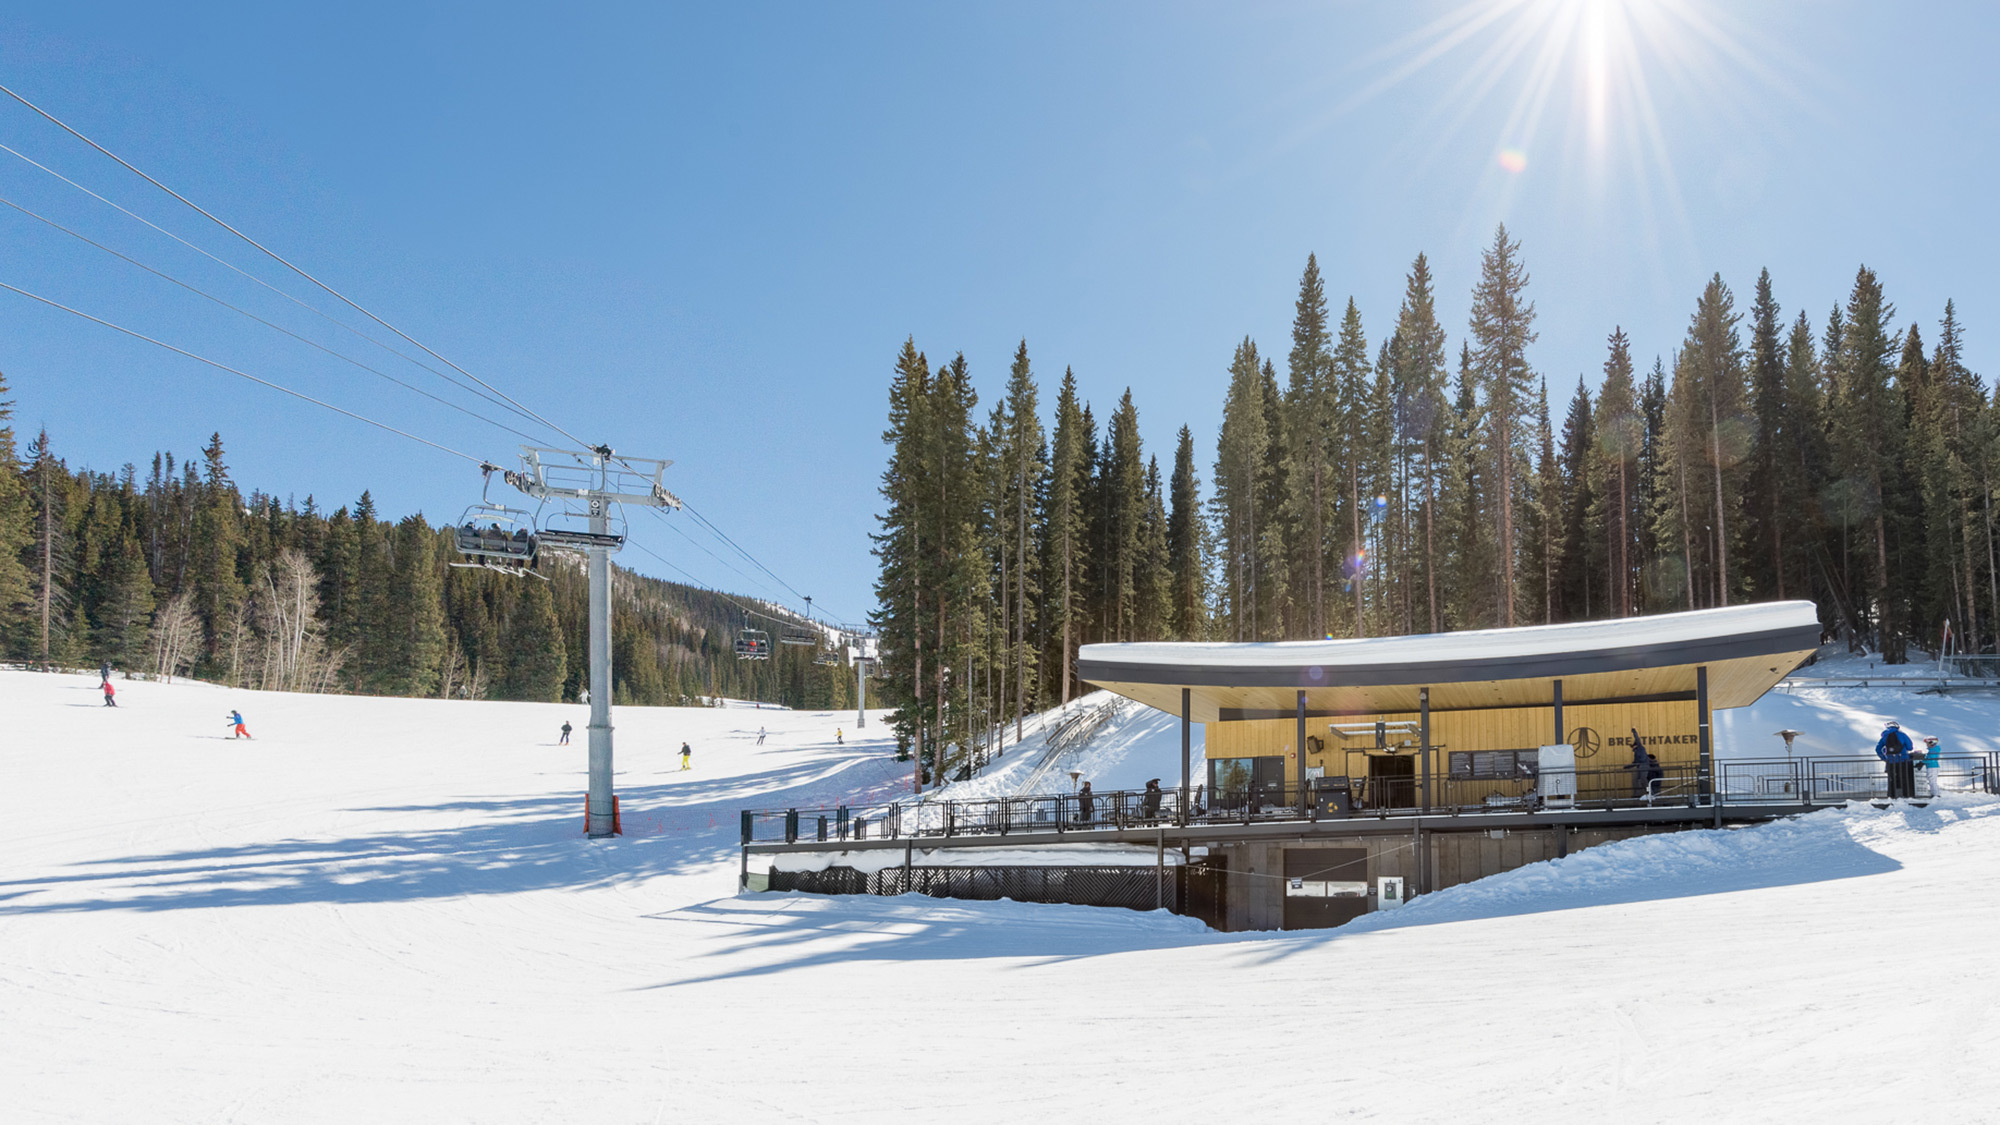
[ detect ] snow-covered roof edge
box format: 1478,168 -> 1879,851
1078,601 -> 1821,688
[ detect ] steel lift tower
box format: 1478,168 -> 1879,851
509,446 -> 680,838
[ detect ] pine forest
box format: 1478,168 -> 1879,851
0,406 -> 858,712
872,226 -> 1993,785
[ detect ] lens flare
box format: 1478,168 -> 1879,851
1498,147 -> 1529,173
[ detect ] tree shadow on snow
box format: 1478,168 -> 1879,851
0,754 -> 904,916
634,893 -> 1224,987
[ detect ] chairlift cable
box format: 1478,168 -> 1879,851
0,191 -> 548,446
0,278 -> 486,465
0,82 -> 595,451
3,84 -> 860,629
0,140 -> 549,431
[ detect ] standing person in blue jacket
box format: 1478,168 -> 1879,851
1918,735 -> 1943,798
1875,721 -> 1915,799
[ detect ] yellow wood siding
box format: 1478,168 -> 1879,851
1205,700 -> 1705,788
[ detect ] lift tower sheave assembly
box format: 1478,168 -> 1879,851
509,446 -> 681,839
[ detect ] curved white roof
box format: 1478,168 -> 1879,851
1083,602 -> 1819,678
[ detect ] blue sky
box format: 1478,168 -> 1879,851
1,1 -> 1993,626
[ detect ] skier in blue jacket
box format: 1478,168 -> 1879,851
1875,721 -> 1915,799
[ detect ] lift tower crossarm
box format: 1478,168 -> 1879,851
504,444 -> 679,839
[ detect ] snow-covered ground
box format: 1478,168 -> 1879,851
6,664 -> 2000,1122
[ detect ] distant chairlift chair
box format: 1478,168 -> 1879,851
735,628 -> 772,660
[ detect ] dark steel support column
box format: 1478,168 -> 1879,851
1697,664 -> 1716,826
1420,687 -> 1432,813
1180,687 -> 1192,827
1552,678 -> 1564,746
1296,690 -> 1308,816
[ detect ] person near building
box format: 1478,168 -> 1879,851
1918,735 -> 1943,798
1141,778 -> 1163,819
1875,721 -> 1915,799
1076,780 -> 1095,825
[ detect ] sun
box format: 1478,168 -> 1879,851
1332,0 -> 1799,192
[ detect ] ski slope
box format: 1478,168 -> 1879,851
5,665 -> 2000,1122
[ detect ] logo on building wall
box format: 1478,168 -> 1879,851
1567,727 -> 1600,760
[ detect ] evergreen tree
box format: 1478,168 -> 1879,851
1523,378 -> 1559,623
1211,339 -> 1268,642
1441,345 -> 1491,627
1589,329 -> 1642,616
1282,255 -> 1334,638
1256,359 -> 1290,638
1468,225 -> 1537,625
1743,269 -> 1792,599
1330,297 -> 1371,636
1390,254 -> 1450,633
188,432 -> 245,669
1661,275 -> 1749,608
994,340 -> 1044,735
1107,390 -> 1146,642
1828,267 -> 1910,659
1637,358 -> 1672,610
1555,377 -> 1596,620
501,574 -> 567,701
0,371 -> 28,644
1040,367 -> 1089,701
1167,425 -> 1205,639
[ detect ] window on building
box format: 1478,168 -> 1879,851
1447,749 -> 1541,780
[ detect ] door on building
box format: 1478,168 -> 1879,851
1366,754 -> 1417,808
1281,847 -> 1369,930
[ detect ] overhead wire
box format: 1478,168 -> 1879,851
0,82 -> 600,453
0,191 -> 547,446
0,278 -> 485,465
2,83 -> 864,628
622,533 -> 832,635
0,140 -> 550,433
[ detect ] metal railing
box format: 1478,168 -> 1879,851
741,752 -> 2000,847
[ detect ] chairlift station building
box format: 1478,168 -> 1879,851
1080,600 -> 1824,813
746,602 -> 1831,931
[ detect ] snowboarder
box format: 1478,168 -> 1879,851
226,711 -> 251,739
756,726 -> 766,745
101,679 -> 116,708
559,721 -> 572,746
1876,721 -> 1915,799
679,741 -> 692,771
836,727 -> 843,745
1141,778 -> 1163,819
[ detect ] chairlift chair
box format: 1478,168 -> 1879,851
734,620 -> 772,661
450,465 -> 540,575
813,645 -> 840,667
535,503 -> 628,552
